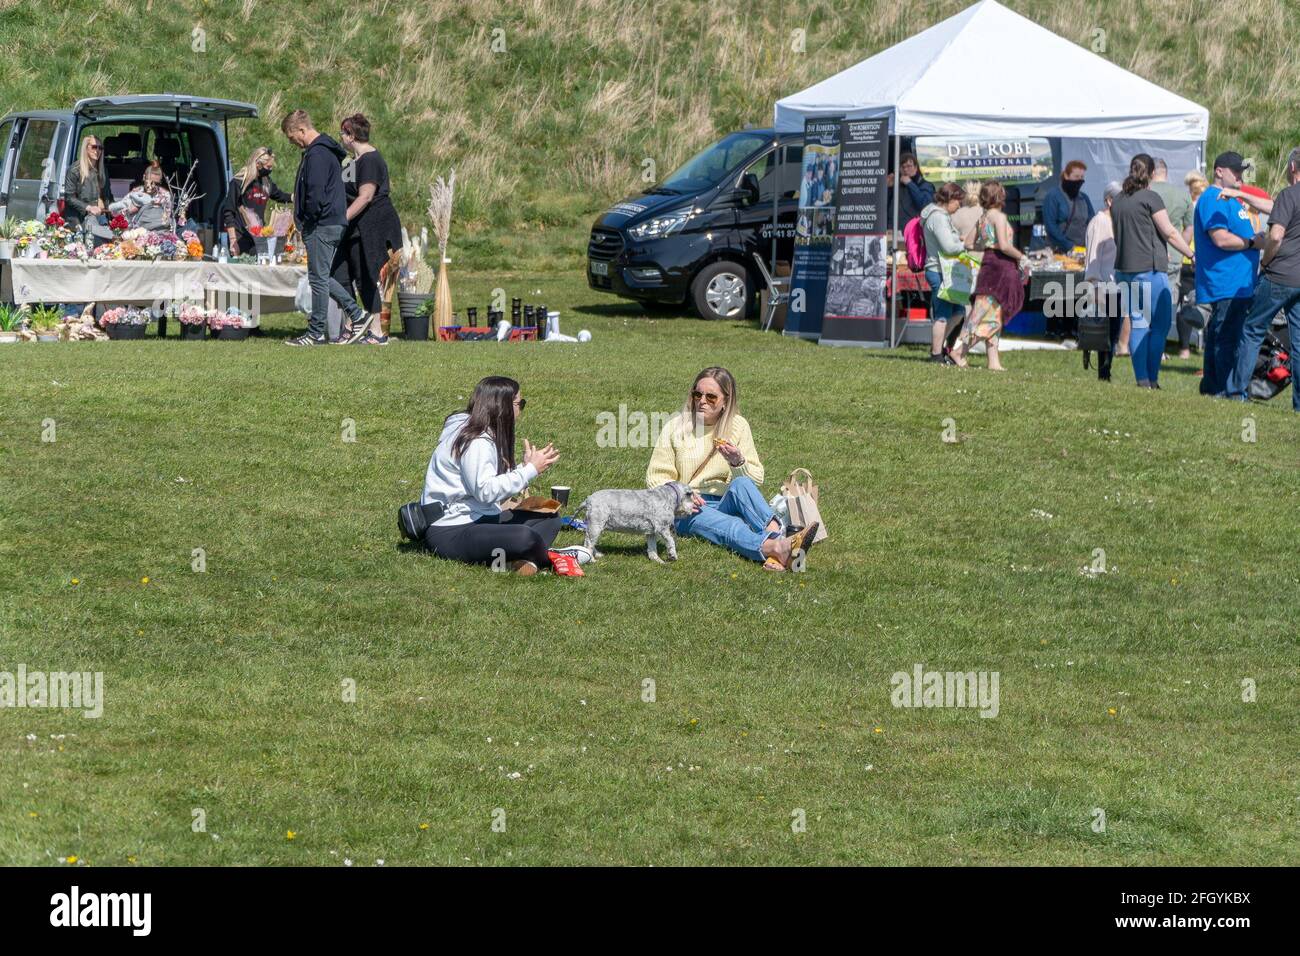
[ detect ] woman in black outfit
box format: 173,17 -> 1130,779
220,146 -> 293,257
334,113 -> 403,344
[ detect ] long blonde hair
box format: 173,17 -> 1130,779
77,135 -> 105,185
234,146 -> 273,189
678,366 -> 739,441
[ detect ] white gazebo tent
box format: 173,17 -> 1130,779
774,0 -> 1209,345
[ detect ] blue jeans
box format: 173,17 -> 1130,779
674,475 -> 777,563
304,224 -> 362,339
1230,276 -> 1300,409
1115,270 -> 1172,385
925,267 -> 965,333
1200,297 -> 1251,397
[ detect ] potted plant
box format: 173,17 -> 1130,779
178,304 -> 207,341
100,305 -> 149,340
0,302 -> 23,342
401,295 -> 433,342
29,304 -> 64,342
0,219 -> 18,259
397,228 -> 434,336
208,308 -> 249,340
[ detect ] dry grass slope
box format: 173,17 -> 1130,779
1,0 -> 1295,269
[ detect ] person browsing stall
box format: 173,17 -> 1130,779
333,113 -> 403,345
1228,147 -> 1300,410
281,109 -> 368,347
1191,151 -> 1265,397
1110,153 -> 1197,388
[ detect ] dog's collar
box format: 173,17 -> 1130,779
671,483 -> 685,508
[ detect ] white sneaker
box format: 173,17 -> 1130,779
549,544 -> 593,565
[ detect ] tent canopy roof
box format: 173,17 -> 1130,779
775,0 -> 1208,141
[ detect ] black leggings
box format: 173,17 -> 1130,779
423,510 -> 562,568
331,232 -> 384,313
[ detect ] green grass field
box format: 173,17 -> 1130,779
2,274 -> 1297,865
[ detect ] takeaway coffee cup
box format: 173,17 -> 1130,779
550,486 -> 571,506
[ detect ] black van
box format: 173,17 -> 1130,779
587,129 -> 803,320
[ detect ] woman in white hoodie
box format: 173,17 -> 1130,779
420,376 -> 573,575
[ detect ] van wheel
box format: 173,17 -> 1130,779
692,262 -> 750,321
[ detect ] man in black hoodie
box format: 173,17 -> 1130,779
281,109 -> 367,346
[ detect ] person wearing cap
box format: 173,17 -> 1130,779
1191,151 -> 1266,397
1228,146 -> 1300,409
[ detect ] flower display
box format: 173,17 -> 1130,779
108,214 -> 129,234
178,304 -> 206,325
45,211 -> 66,228
99,307 -> 149,327
207,308 -> 247,330
186,240 -> 204,259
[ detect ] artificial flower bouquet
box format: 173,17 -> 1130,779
99,306 -> 150,327
177,304 -> 207,326
207,307 -> 249,330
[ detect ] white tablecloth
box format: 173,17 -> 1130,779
1,258 -> 306,316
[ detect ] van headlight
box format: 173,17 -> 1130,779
628,209 -> 694,240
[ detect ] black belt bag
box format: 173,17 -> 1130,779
398,500 -> 445,543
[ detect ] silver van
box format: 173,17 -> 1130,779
0,94 -> 257,234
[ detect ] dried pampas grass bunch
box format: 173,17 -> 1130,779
427,171 -> 457,329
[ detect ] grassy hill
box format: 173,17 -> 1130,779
3,0 -> 1295,270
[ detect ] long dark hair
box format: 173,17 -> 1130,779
449,376 -> 519,473
1123,153 -> 1154,196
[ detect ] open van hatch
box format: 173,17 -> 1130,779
74,95 -> 258,123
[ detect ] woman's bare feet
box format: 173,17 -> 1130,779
761,534 -> 791,567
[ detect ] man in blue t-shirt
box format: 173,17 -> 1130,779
1193,152 -> 1266,396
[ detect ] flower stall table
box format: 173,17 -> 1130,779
1,258 -> 306,320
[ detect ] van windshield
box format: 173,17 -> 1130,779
654,131 -> 770,195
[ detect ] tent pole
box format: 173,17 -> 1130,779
770,139 -> 779,284
890,132 -> 901,347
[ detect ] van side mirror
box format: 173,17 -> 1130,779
718,173 -> 760,208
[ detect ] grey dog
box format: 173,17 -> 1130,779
576,481 -> 705,562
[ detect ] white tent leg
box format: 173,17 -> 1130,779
890,134 -> 904,348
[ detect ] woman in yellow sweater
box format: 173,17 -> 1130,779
645,366 -> 817,570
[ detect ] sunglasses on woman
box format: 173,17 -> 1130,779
513,397 -> 527,411
691,389 -> 723,404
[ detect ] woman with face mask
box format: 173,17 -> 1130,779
1043,161 -> 1096,254
220,146 -> 292,257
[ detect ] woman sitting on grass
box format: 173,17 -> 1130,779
646,366 -> 818,571
420,376 -> 581,576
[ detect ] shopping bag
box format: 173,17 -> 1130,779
295,275 -> 343,334
781,468 -> 827,544
937,252 -> 979,306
